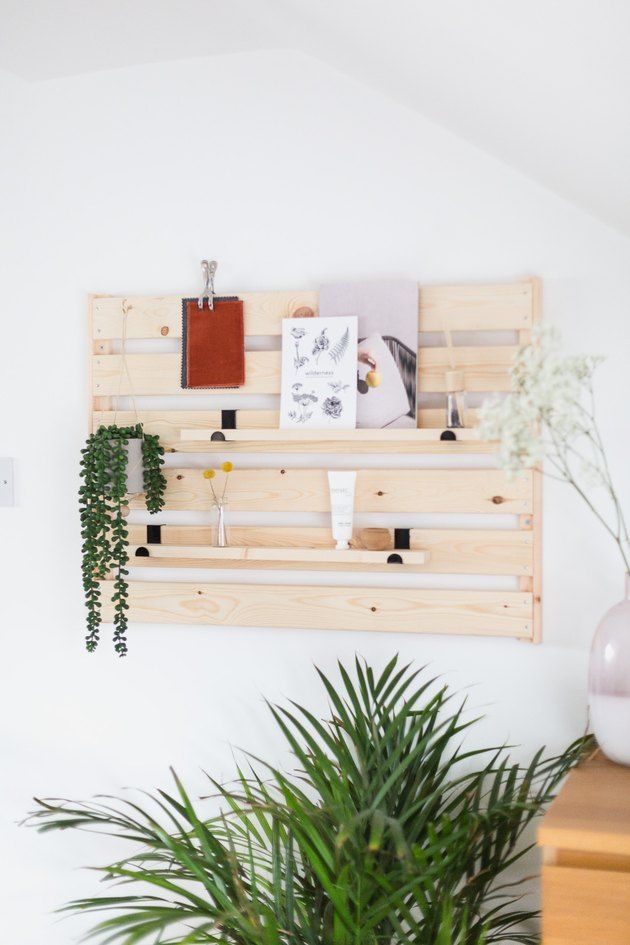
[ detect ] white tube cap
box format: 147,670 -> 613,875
335,540 -> 350,550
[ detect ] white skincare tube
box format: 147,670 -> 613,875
327,471 -> 357,550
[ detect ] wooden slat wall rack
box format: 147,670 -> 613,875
90,276 -> 542,640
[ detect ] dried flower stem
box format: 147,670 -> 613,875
480,326 -> 629,571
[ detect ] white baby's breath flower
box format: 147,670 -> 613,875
480,326 -> 628,569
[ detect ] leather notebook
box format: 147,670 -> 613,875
181,297 -> 245,388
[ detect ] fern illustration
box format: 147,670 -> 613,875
329,327 -> 350,365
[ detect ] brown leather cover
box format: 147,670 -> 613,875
183,299 -> 245,388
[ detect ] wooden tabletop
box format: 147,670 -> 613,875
538,750 -> 630,857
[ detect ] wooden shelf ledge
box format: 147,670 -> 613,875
131,545 -> 429,571
179,427 -> 495,453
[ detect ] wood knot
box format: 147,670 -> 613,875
197,590 -> 203,595
491,495 -> 504,505
160,326 -> 169,336
176,474 -> 184,480
377,490 -> 384,497
371,606 -> 377,613
291,306 -> 315,319
280,469 -> 286,474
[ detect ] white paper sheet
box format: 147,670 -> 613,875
280,316 -> 358,429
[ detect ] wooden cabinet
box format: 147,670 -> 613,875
538,751 -> 630,944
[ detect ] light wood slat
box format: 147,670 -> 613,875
419,281 -> 533,331
126,525 -> 533,576
412,528 -> 532,575
92,411 -> 280,450
93,346 -> 514,397
529,278 -> 543,643
100,581 -> 533,637
92,281 -> 533,339
177,427 -> 495,453
129,546 -> 429,570
94,409 -> 490,453
97,408 -> 482,437
92,291 -> 319,339
181,428 -> 484,443
127,525 -> 330,547
128,468 -> 533,513
418,346 -> 517,392
94,410 -> 280,431
174,438 -> 494,454
92,352 -> 281,396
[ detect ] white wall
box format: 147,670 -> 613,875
1,51 -> 629,944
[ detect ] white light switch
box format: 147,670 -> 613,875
0,458 -> 15,507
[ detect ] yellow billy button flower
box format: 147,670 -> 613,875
203,469 -> 216,480
221,461 -> 234,473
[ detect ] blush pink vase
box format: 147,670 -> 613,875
588,573 -> 630,765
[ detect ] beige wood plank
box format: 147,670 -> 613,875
100,580 -> 533,637
542,865 -> 630,945
172,439 -> 495,454
529,277 -> 543,643
92,281 -> 533,339
92,291 -> 319,339
127,525 -> 329,547
129,546 -> 429,570
177,427 -> 495,452
419,280 -> 533,331
93,347 -> 514,397
128,467 -> 533,513
418,346 -> 517,392
538,753 -> 630,858
92,352 -> 281,396
411,528 -> 532,575
180,427 -> 485,443
96,409 -> 490,453
126,525 -> 533,576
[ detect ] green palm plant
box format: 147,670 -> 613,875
29,657 -> 589,944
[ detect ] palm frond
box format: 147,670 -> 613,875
28,656 -> 591,945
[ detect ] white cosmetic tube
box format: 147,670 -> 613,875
327,471 -> 357,550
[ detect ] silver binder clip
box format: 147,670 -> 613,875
198,259 -> 218,310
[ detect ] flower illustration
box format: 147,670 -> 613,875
322,395 -> 343,419
312,328 -> 329,363
290,385 -> 318,423
290,326 -> 309,371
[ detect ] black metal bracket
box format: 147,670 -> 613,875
440,429 -> 457,441
394,528 -> 410,550
387,553 -> 403,565
147,524 -> 162,544
135,547 -> 150,557
221,409 -> 237,429
211,431 -> 226,441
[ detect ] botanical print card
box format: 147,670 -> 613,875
280,316 -> 358,429
319,281 -> 418,428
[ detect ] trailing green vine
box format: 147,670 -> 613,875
79,424 -> 166,656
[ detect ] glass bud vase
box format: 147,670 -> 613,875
212,501 -> 228,548
588,574 -> 630,765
